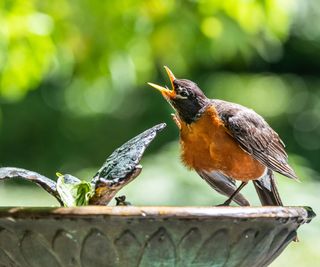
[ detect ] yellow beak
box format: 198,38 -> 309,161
164,65 -> 175,88
148,66 -> 176,98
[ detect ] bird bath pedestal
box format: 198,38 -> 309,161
0,206 -> 314,267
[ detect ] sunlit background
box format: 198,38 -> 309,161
0,1 -> 319,266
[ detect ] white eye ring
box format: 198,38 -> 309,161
180,90 -> 189,96
175,94 -> 188,100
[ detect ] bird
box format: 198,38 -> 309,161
148,66 -> 298,206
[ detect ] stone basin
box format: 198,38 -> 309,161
0,206 -> 315,267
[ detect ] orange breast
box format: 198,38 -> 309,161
179,106 -> 266,181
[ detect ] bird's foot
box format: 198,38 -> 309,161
215,182 -> 248,207
215,200 -> 232,207
115,195 -> 132,206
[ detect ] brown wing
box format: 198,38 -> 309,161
197,170 -> 250,206
212,100 -> 297,179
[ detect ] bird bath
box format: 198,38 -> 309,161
0,206 -> 314,267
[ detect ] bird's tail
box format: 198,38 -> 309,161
253,169 -> 283,206
253,169 -> 300,242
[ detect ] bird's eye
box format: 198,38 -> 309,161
179,90 -> 189,97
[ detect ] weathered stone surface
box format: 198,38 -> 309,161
53,230 -> 79,267
81,229 -> 118,267
178,227 -> 202,267
115,230 -> 141,266
21,231 -> 61,267
139,228 -> 176,267
0,206 -> 315,267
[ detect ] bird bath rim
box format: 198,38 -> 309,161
0,206 -> 314,267
0,206 -> 314,222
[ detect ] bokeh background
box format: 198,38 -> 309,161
0,0 -> 319,266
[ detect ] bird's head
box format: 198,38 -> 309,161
148,66 -> 209,124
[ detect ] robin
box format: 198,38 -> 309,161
148,67 -> 298,206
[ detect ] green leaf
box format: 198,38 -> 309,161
56,174 -> 94,207
75,181 -> 95,206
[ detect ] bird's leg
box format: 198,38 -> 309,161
171,113 -> 181,130
218,182 -> 248,206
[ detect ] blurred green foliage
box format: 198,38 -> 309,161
0,0 -> 319,176
0,1 -> 320,266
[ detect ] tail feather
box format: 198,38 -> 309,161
253,169 -> 283,206
254,170 -> 299,241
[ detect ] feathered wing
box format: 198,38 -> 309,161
197,170 -> 250,206
212,99 -> 297,179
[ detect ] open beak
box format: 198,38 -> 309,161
164,66 -> 175,88
148,66 -> 176,99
